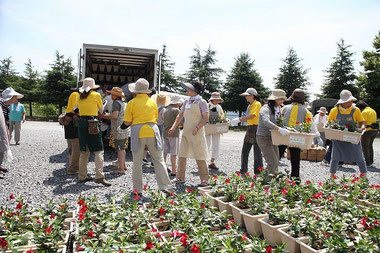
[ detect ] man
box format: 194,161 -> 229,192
357,100 -> 378,167
9,97 -> 25,145
122,78 -> 173,195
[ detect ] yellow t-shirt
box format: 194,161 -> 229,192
66,92 -> 79,114
247,100 -> 261,126
361,107 -> 377,130
76,91 -> 103,116
287,104 -> 313,127
124,94 -> 157,138
328,106 -> 364,123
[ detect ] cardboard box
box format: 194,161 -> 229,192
205,123 -> 229,135
323,128 -> 362,144
271,130 -> 316,150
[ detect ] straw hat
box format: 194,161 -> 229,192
107,87 -> 125,98
128,78 -> 151,94
79,78 -> 100,93
268,89 -> 287,101
1,87 -> 24,101
209,92 -> 223,103
151,93 -> 171,107
317,107 -> 327,113
337,90 -> 357,105
169,95 -> 184,105
287,88 -> 305,104
240,88 -> 258,96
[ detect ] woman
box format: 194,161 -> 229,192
76,78 -> 111,186
99,87 -> 129,174
169,81 -> 209,186
313,107 -> 327,146
256,89 -> 287,174
206,92 -> 227,170
0,105 -> 11,179
328,90 -> 367,177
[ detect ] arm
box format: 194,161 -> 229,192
22,113 -> 26,123
260,107 -> 280,130
193,112 -> 209,136
239,114 -> 255,122
99,111 -> 119,120
168,111 -> 184,136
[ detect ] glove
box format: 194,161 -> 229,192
279,128 -> 290,136
120,122 -> 130,130
317,137 -> 323,146
230,118 -> 240,125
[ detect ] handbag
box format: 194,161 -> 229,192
58,114 -> 72,126
88,119 -> 100,135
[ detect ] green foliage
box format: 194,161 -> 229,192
159,45 -> 179,92
0,57 -> 20,90
222,53 -> 269,116
321,39 -> 358,99
274,47 -> 310,99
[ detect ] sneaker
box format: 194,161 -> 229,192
112,160 -> 119,166
171,178 -> 185,183
95,178 -> 111,187
208,163 -> 219,170
0,167 -> 8,173
67,170 -> 78,175
321,160 -> 329,166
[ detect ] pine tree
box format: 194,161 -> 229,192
159,45 -> 179,92
274,47 -> 310,99
0,57 -> 19,90
223,53 -> 269,116
186,45 -> 223,98
321,39 -> 358,99
357,32 -> 380,114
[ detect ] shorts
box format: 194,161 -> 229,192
163,137 -> 179,155
114,138 -> 127,151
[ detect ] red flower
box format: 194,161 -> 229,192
143,184 -> 148,190
76,244 -> 85,251
239,194 -> 245,202
16,202 -> 23,210
253,174 -> 257,179
360,217 -> 369,229
0,238 -> 7,248
78,213 -> 85,221
180,233 -> 189,246
265,188 -> 269,194
286,179 -> 292,185
213,174 -> 218,179
361,190 -> 367,194
9,194 -> 15,200
87,230 -> 95,238
169,200 -> 175,205
200,203 -> 205,209
225,178 -> 230,184
77,199 -> 84,206
281,188 -> 289,195
134,194 -> 140,201
312,192 -> 323,199
155,232 -> 162,239
50,214 -> 55,219
158,207 -> 165,216
37,219 -> 42,225
318,182 -> 323,186
258,167 -> 263,172
296,121 -> 300,125
235,171 -> 242,176
169,192 -> 174,196
26,249 -> 33,253
170,230 -> 181,238
343,184 -> 349,189
331,174 -> 337,180
191,244 -> 200,253
145,241 -> 155,250
359,173 -> 365,178
327,196 -> 334,202
306,198 -> 311,204
0,210 -> 3,216
242,233 -> 248,241
305,180 -> 311,185
306,117 -> 312,122
266,245 -> 273,253
250,183 -> 255,188
187,188 -> 192,193
245,172 -> 250,177
44,226 -> 52,234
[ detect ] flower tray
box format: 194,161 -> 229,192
323,127 -> 362,144
205,123 -> 229,135
270,130 -> 316,149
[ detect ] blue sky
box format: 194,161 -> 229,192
1,0 -> 379,99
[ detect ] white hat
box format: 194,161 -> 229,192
317,107 -> 327,113
151,93 -> 171,107
267,89 -> 286,101
169,95 -> 184,105
79,78 -> 100,93
337,90 -> 357,105
209,92 -> 224,103
1,87 -> 24,101
128,78 -> 151,94
240,88 -> 258,97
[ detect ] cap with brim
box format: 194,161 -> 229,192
337,90 -> 357,105
181,82 -> 200,94
1,87 -> 24,101
268,89 -> 287,101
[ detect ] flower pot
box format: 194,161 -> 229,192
278,226 -> 305,253
230,202 -> 249,227
297,237 -> 328,253
323,128 -> 361,144
241,211 -> 268,236
258,217 -> 288,247
216,196 -> 233,214
204,191 -> 219,209
270,130 -> 316,149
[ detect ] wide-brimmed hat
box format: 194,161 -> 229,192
287,88 -> 305,104
337,90 -> 357,105
317,107 -> 327,113
268,89 -> 287,101
129,78 -> 151,94
1,87 -> 24,101
181,81 -> 203,94
151,93 -> 171,107
240,88 -> 258,97
209,92 -> 223,103
79,78 -> 100,93
107,87 -> 125,98
169,95 -> 184,105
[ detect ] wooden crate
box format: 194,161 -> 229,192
270,130 -> 316,150
323,128 -> 361,144
286,149 -> 308,160
204,123 -> 229,135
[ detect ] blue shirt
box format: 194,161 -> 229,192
9,103 -> 25,122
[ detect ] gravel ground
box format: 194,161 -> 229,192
1,121 -> 379,208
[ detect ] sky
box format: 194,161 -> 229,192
1,0 -> 379,100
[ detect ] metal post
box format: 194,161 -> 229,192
158,53 -> 162,93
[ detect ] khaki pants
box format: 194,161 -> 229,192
177,157 -> 209,182
67,138 -> 80,173
78,146 -> 105,181
9,121 -> 21,143
132,137 -> 173,193
256,135 -> 279,174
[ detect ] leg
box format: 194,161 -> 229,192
206,134 -> 212,163
211,134 -> 221,164
241,141 -> 253,174
324,143 -> 332,163
361,131 -> 371,166
253,141 -> 263,173
15,121 -> 21,143
196,160 -> 209,183
67,139 -> 72,166
8,121 -> 14,141
257,136 -> 278,174
356,160 -> 368,175
132,139 -> 146,193
289,148 -> 301,178
118,149 -> 126,170
177,157 -> 187,181
170,155 -> 177,174
94,150 -> 105,180
78,146 -> 90,181
163,153 -> 168,165
0,152 -> 4,167
68,138 -> 80,173
368,131 -> 377,165
330,160 -> 339,175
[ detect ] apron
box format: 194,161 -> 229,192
178,103 -> 208,160
331,107 -> 365,162
78,118 -> 104,152
209,105 -> 220,124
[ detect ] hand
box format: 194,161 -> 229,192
317,137 -> 323,146
168,127 -> 175,136
22,120 -> 25,123
230,117 -> 240,125
98,114 -> 103,119
192,127 -> 198,136
279,128 -> 290,136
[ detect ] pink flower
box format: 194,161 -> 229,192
265,188 -> 269,194
143,185 -> 148,190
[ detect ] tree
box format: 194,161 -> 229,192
159,45 -> 179,92
0,57 -> 19,90
222,53 -> 269,116
321,39 -> 358,99
274,47 -> 310,99
42,51 -> 77,115
357,32 -> 380,114
185,45 -> 223,98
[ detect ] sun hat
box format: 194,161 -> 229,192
317,107 -> 327,113
181,81 -> 203,94
79,78 -> 100,93
268,89 -> 287,101
107,87 -> 125,98
151,93 -> 171,107
287,88 -> 305,104
337,90 -> 357,105
169,95 -> 184,105
1,87 -> 24,101
209,92 -> 224,103
239,88 -> 258,97
128,78 -> 151,94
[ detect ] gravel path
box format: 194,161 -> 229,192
1,121 -> 379,208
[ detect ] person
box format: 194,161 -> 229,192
0,105 -> 12,179
206,92 -> 227,170
1,87 -> 23,129
76,78 -> 111,186
9,97 -> 25,145
121,78 -> 173,194
327,90 -> 367,178
256,89 -> 287,174
356,100 -> 378,167
169,81 -> 210,186
151,93 -> 171,139
233,88 -> 263,175
313,107 -> 328,146
163,95 -> 183,177
64,90 -> 80,174
99,87 -> 129,173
